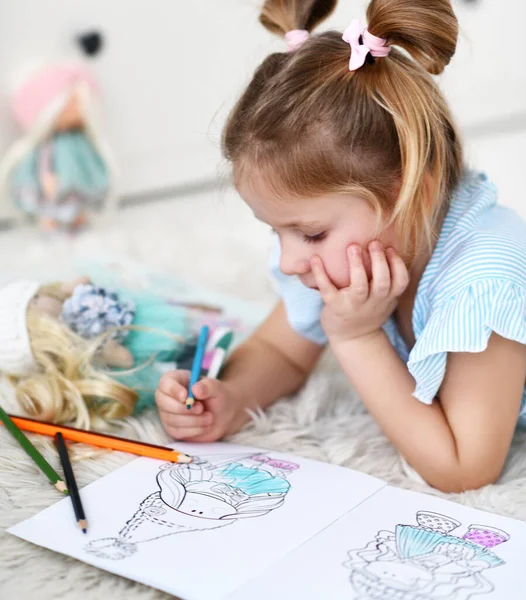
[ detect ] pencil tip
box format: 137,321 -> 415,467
79,520 -> 88,534
55,480 -> 69,494
82,529 -> 87,534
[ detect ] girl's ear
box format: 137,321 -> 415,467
59,276 -> 92,296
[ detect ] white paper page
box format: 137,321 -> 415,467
229,485 -> 526,600
8,442 -> 385,600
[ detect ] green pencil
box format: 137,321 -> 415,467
0,405 -> 68,494
206,331 -> 234,379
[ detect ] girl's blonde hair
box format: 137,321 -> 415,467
9,282 -> 137,430
222,0 -> 463,260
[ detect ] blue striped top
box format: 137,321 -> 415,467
269,170 -> 526,428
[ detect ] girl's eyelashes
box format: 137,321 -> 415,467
270,227 -> 327,244
303,231 -> 327,244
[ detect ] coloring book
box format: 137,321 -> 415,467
8,442 -> 526,600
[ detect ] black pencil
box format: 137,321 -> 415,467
54,432 -> 87,533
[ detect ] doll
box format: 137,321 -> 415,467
0,278 -> 190,429
0,63 -> 116,231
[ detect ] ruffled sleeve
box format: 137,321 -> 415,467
268,236 -> 327,345
408,280 -> 526,404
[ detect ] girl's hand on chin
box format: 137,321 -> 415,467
311,241 -> 409,345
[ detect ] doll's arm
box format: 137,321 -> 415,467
100,339 -> 134,368
39,140 -> 58,201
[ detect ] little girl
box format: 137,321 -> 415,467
155,0 -> 526,493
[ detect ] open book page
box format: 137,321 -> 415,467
8,442 -> 385,600
228,485 -> 526,600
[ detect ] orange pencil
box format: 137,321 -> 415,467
3,415 -> 192,464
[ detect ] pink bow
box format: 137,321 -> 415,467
342,19 -> 390,72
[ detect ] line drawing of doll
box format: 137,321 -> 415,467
85,452 -> 299,560
343,510 -> 510,600
0,278 -> 190,429
0,62 -> 117,232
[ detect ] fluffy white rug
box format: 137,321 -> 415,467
1,188 -> 525,600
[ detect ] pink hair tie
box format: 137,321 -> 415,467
285,29 -> 309,52
342,19 -> 390,71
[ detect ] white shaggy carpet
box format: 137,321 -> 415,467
1,188 -> 526,600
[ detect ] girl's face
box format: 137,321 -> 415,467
237,172 -> 402,290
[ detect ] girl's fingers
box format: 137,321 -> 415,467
155,390 -> 204,415
166,424 -> 213,441
164,413 -> 214,440
192,378 -> 221,400
369,241 -> 391,298
310,256 -> 337,299
162,411 -> 214,430
158,370 -> 191,402
386,248 -> 410,296
348,245 -> 369,301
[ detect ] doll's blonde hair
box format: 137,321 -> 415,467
7,281 -> 138,430
223,0 -> 463,261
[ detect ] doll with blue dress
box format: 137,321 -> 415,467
0,63 -> 115,231
0,276 -> 191,428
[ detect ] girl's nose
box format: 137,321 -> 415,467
279,245 -> 310,276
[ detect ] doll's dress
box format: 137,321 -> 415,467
11,130 -> 109,226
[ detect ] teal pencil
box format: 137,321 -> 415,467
186,325 -> 210,409
206,331 -> 234,379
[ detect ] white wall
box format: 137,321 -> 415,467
0,1 -> 524,214
0,0 -> 274,200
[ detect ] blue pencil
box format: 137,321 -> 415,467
186,325 -> 210,409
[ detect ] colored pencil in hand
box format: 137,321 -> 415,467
206,330 -> 234,379
0,405 -> 67,494
3,415 -> 192,464
186,325 -> 209,409
54,432 -> 87,534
